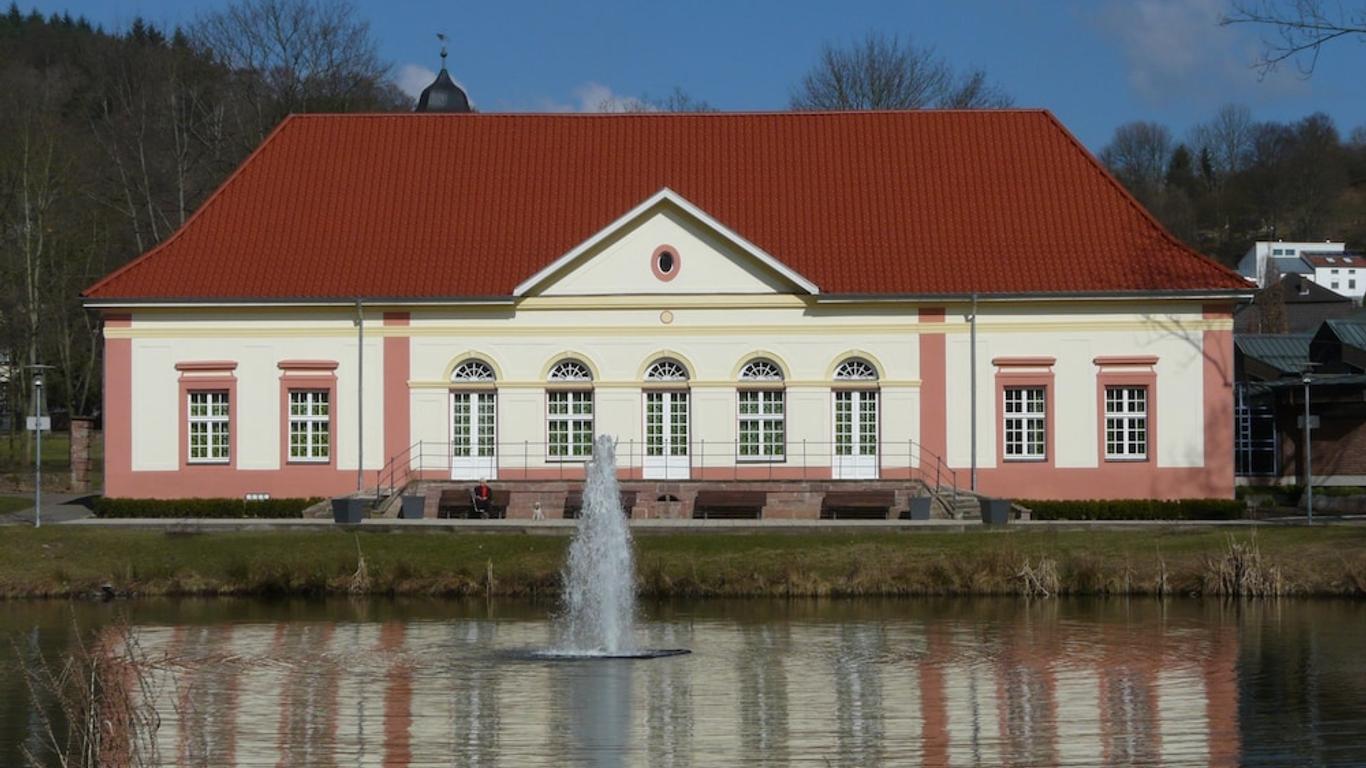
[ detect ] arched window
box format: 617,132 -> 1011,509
645,358 -> 689,382
834,358 -> 878,381
449,358 -> 496,479
451,359 -> 496,382
832,357 -> 878,478
547,359 -> 593,382
738,358 -> 785,460
547,359 -> 593,459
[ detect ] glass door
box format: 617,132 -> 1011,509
833,390 -> 878,479
644,390 -> 690,479
452,391 -> 497,479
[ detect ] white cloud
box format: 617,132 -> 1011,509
1095,0 -> 1304,106
522,82 -> 657,113
397,64 -> 437,99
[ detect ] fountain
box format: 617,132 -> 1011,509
538,434 -> 688,660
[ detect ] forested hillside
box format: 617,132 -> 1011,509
1099,105 -> 1366,267
0,2 -> 405,432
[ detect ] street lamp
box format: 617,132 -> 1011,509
1300,365 -> 1319,524
32,372 -> 43,529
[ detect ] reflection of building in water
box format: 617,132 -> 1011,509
833,623 -> 886,766
111,614 -> 1241,768
738,624 -> 789,765
643,622 -> 694,768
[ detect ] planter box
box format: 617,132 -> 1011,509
399,495 -> 426,519
905,497 -> 933,521
979,497 -> 1011,526
332,497 -> 368,524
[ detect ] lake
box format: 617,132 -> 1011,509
2,597 -> 1364,766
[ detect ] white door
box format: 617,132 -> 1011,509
644,391 -> 690,479
451,391 -> 497,479
833,390 -> 878,479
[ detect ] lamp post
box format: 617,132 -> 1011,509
32,372 -> 43,528
1302,372 -> 1313,524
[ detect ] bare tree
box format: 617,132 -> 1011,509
190,0 -> 399,144
1100,121 -> 1174,204
1190,103 -> 1256,176
790,32 -> 1012,110
1224,1 -> 1366,76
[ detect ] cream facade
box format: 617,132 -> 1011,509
100,197 -> 1236,501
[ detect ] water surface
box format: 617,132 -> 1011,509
3,598 -> 1364,766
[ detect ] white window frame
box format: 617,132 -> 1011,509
288,390 -> 330,463
187,390 -> 230,464
1002,387 -> 1046,460
1104,386 -> 1148,461
737,359 -> 785,461
547,390 -> 594,460
738,390 -> 785,461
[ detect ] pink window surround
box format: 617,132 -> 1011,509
178,364 -> 238,471
651,244 -> 681,282
276,360 -> 339,371
994,358 -> 1055,468
1094,357 -> 1158,464
279,361 -> 339,467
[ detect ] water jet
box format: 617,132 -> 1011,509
550,434 -> 689,659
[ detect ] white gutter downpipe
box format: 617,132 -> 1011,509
970,291 -> 978,492
355,299 -> 364,493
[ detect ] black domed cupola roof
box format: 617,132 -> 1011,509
415,37 -> 471,113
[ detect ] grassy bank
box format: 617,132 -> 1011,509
2,526 -> 1365,599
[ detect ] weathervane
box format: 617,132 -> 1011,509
437,32 -> 448,69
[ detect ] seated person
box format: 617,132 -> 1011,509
472,480 -> 492,519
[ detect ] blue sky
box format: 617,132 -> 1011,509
31,0 -> 1366,149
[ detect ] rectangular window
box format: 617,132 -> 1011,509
1272,248 -> 1285,256
187,390 -> 230,463
1003,387 -> 1046,460
547,390 -> 593,459
1332,281 -> 1340,289
738,390 -> 785,460
288,390 -> 330,462
1351,279 -> 1358,290
1105,386 -> 1148,460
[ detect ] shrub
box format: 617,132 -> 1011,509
92,497 -> 325,519
1021,498 -> 1243,521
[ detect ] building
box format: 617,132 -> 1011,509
1235,314 -> 1366,485
1300,252 -> 1366,301
1237,240 -> 1345,287
83,109 -> 1250,509
1234,273 -> 1357,334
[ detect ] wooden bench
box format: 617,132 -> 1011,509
437,487 -> 510,519
563,490 -> 638,519
820,490 -> 896,520
693,490 -> 767,520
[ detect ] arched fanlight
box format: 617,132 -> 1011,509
644,358 -> 689,381
833,358 -> 878,381
451,358 -> 496,382
548,359 -> 593,382
739,358 -> 784,381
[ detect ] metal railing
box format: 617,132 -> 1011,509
375,438 -> 958,500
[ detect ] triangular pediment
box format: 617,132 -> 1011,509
514,188 -> 820,298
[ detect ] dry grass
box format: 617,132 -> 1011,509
1,526 -> 1365,599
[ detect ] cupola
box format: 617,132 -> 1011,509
416,35 -> 471,113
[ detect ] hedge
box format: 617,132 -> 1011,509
92,497 -> 325,519
1020,498 -> 1243,521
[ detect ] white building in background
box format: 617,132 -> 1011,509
1237,240 -> 1345,287
1300,252 -> 1366,301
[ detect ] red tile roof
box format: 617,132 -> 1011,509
1301,253 -> 1364,269
84,110 -> 1250,301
